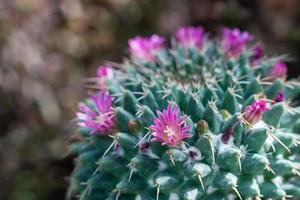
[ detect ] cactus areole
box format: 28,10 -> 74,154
68,27 -> 300,200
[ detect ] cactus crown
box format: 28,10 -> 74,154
69,27 -> 300,200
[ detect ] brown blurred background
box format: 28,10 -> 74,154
0,0 -> 300,199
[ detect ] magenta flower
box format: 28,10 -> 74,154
274,91 -> 285,103
150,104 -> 192,146
140,142 -> 150,152
97,64 -> 113,90
221,127 -> 234,144
243,100 -> 268,125
251,45 -> 264,65
128,34 -> 164,62
97,64 -> 113,79
76,91 -> 115,134
222,28 -> 253,57
267,61 -> 287,80
175,26 -> 205,49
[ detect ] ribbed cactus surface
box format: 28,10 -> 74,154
68,27 -> 300,200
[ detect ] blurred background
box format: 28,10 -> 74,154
0,0 -> 300,199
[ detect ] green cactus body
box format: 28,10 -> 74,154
69,27 -> 300,200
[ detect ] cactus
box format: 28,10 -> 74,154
68,27 -> 300,200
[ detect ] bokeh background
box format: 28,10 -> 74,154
0,0 -> 300,199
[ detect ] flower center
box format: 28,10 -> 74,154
164,126 -> 176,137
95,114 -> 104,124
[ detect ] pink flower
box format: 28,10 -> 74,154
96,64 -> 113,90
97,64 -> 113,79
267,61 -> 287,80
274,91 -> 285,103
140,142 -> 150,152
221,127 -> 234,144
251,45 -> 264,65
150,104 -> 192,146
175,26 -> 205,49
76,91 -> 115,134
222,28 -> 253,57
128,35 -> 164,61
243,100 -> 268,125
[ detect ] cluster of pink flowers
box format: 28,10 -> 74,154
150,104 -> 191,146
175,26 -> 205,49
222,28 -> 253,57
77,91 -> 115,134
77,26 -> 289,140
243,100 -> 268,125
128,27 -> 257,61
267,61 -> 287,80
128,35 -> 165,62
